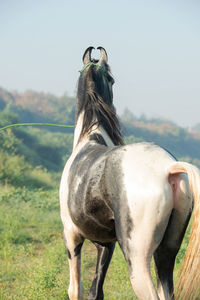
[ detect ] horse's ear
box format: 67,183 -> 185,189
97,47 -> 108,65
83,46 -> 94,65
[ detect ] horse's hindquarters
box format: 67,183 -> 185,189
108,144 -> 177,299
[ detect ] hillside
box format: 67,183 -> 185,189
121,109 -> 200,167
0,88 -> 74,187
0,88 -> 75,132
1,87 -> 200,175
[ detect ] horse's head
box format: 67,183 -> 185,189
78,46 -> 114,109
75,47 -> 123,146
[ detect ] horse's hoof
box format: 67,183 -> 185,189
87,291 -> 104,300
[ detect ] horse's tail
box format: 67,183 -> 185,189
169,162 -> 200,299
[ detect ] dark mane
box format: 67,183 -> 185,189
76,64 -> 124,146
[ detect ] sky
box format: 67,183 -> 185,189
0,0 -> 200,128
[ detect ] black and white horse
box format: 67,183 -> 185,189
59,47 -> 200,300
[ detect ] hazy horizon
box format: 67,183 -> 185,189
1,0 -> 200,128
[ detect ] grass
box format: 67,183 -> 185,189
0,184 -> 190,300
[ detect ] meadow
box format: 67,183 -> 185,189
0,183 -> 190,300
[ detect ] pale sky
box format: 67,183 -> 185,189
0,0 -> 200,128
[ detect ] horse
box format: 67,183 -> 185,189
59,46 -> 200,300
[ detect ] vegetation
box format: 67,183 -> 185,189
1,87 -> 200,169
0,87 -> 197,298
0,184 -> 190,299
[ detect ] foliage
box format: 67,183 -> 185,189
0,111 -> 55,188
0,108 -> 73,175
0,88 -> 75,132
0,149 -> 54,188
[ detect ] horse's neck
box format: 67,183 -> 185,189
73,111 -> 114,150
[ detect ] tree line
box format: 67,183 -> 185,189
1,87 -> 200,189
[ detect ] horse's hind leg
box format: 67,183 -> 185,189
115,192 -> 173,299
154,210 -> 191,300
154,174 -> 192,300
88,242 -> 115,300
118,216 -> 169,300
123,231 -> 161,300
63,225 -> 85,300
153,173 -> 192,300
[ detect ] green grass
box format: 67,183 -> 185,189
0,185 -> 190,299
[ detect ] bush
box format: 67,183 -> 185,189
0,150 -> 54,188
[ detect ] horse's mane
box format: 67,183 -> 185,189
76,65 -> 124,146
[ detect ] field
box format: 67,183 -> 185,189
0,184 -> 190,300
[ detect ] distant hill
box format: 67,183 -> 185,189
0,88 -> 74,181
192,123 -> 200,135
121,109 -> 200,166
1,87 -> 200,169
0,88 -> 75,132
